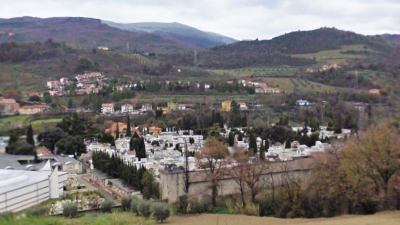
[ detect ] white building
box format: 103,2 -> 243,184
121,104 -> 134,113
101,103 -> 114,114
0,166 -> 67,213
140,104 -> 153,112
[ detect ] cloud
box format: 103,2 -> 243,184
0,0 -> 399,40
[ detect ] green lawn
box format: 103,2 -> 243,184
0,212 -> 153,225
0,115 -> 62,134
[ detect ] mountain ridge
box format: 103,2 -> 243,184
103,21 -> 237,48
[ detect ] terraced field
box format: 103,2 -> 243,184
292,44 -> 374,64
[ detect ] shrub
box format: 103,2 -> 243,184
62,202 -> 78,218
121,196 -> 132,211
151,203 -> 170,223
258,193 -> 275,217
176,195 -> 188,214
27,206 -> 49,217
137,200 -> 152,217
130,198 -> 140,215
240,203 -> 259,216
100,200 -> 113,213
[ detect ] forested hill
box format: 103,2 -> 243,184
195,27 -> 393,69
0,17 -> 186,54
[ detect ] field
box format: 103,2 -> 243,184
292,44 -> 373,64
168,211 -> 400,225
209,66 -> 300,78
1,211 -> 399,225
0,212 -> 152,225
0,115 -> 62,134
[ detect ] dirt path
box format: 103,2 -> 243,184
166,211 -> 400,225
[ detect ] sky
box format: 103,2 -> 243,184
1,0 -> 399,40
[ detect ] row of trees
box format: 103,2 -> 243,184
6,125 -> 36,155
92,151 -> 159,199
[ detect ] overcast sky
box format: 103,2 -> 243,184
1,0 -> 399,40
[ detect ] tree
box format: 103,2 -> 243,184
151,203 -> 170,223
196,137 -> 229,206
75,58 -> 94,73
142,171 -> 159,199
229,148 -> 249,208
67,99 -> 73,109
248,132 -> 258,155
37,128 -> 67,152
341,122 -> 400,209
55,136 -> 86,156
130,133 -> 146,160
126,114 -> 132,137
115,122 -> 120,139
228,131 -> 235,147
57,113 -> 95,136
26,124 -> 35,146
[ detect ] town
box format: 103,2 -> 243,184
1,1 -> 400,225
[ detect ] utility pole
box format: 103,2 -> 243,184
184,140 -> 190,193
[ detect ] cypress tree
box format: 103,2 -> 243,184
126,114 -> 132,137
228,131 -> 235,147
249,132 -> 257,155
26,124 -> 35,146
116,122 -> 120,139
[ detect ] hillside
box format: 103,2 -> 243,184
103,21 -> 236,48
378,34 -> 400,46
0,40 -> 174,92
196,28 -> 393,69
0,17 -> 186,54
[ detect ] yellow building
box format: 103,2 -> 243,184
167,102 -> 178,111
221,100 -> 232,112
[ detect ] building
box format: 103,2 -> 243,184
221,100 -> 232,112
101,103 -> 114,114
239,102 -> 248,111
0,98 -> 20,115
121,104 -> 134,113
0,167 -> 67,213
18,104 -> 49,115
149,126 -> 162,135
52,155 -> 83,174
104,121 -> 136,138
59,77 -> 71,85
167,102 -> 178,111
368,89 -> 381,95
141,104 -> 153,112
46,80 -> 61,90
296,99 -> 310,106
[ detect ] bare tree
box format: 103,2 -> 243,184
229,148 -> 249,207
196,137 -> 229,206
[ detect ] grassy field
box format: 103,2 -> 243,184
168,211 -> 400,225
136,93 -> 259,104
0,115 -> 62,134
261,77 -> 336,93
209,66 -> 300,78
1,211 -> 399,225
292,44 -> 373,64
0,212 -> 153,225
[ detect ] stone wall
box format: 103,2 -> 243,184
160,158 -> 314,203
